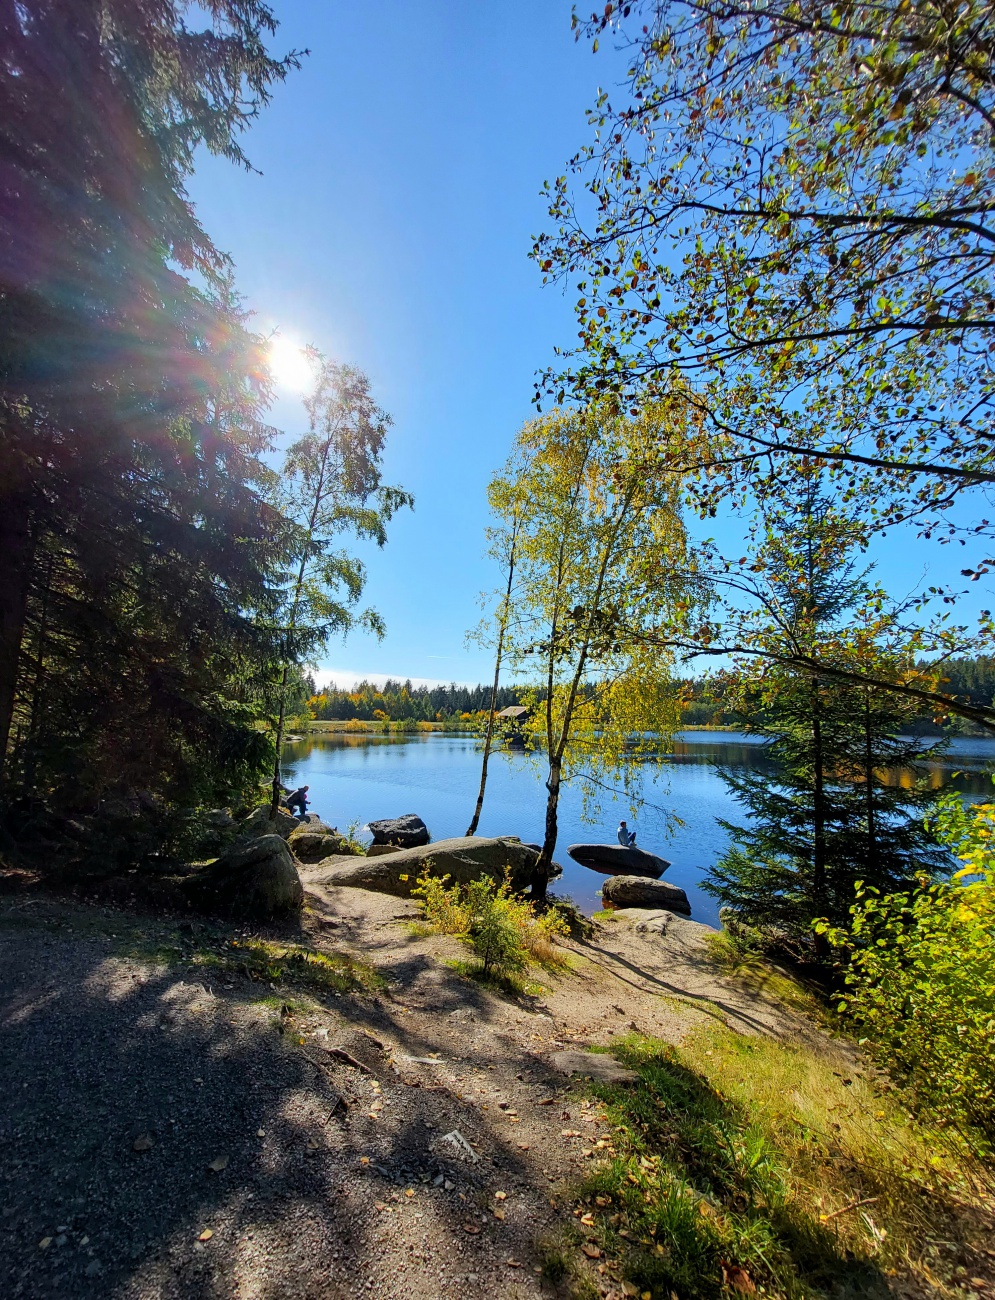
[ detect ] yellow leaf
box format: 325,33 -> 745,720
198,1229 -> 213,1242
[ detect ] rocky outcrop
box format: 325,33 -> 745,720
238,805 -> 299,841
366,844 -> 403,858
601,873 -> 691,915
186,834 -> 303,918
288,831 -> 356,864
367,814 -> 429,848
567,843 -> 671,879
287,818 -> 358,864
304,835 -> 557,898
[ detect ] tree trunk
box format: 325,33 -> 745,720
863,688 -> 876,873
269,660 -> 290,817
0,493 -> 36,773
466,528 -> 517,836
811,708 -> 827,906
532,757 -> 561,902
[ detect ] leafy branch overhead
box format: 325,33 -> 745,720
536,0 -> 995,539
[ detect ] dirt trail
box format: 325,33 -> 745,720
0,880 -> 818,1300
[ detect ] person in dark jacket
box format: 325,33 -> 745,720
285,785 -> 309,817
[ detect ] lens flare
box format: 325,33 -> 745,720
267,335 -> 314,393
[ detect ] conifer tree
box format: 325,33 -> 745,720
705,487 -> 949,953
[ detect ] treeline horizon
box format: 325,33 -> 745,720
306,656 -> 995,729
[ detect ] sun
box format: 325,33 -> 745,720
267,335 -> 314,394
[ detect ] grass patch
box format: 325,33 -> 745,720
705,932 -> 825,1019
444,957 -> 547,999
118,926 -> 384,998
569,1029 -> 994,1299
592,908 -> 616,923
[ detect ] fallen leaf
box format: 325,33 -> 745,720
493,1207 -> 506,1221
133,1134 -> 154,1152
198,1229 -> 213,1242
359,1156 -> 370,1164
462,1223 -> 480,1235
256,1129 -> 265,1138
495,1191 -> 507,1200
207,1155 -> 229,1172
505,1258 -> 522,1268
537,1098 -> 556,1106
580,1214 -> 595,1226
405,1189 -> 414,1198
581,1242 -> 601,1259
38,1237 -> 52,1250
721,1262 -> 756,1295
595,1196 -> 611,1206
516,1142 -> 530,1150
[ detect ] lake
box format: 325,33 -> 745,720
280,730 -> 995,925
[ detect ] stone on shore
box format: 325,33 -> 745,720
188,834 -> 303,918
367,814 -> 430,848
601,874 -> 691,915
288,828 -> 357,864
238,805 -> 299,841
303,835 -> 556,898
567,843 -> 671,879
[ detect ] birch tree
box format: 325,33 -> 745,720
492,400 -> 699,899
268,356 -> 412,815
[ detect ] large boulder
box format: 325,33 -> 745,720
305,835 -> 558,898
238,805 -> 299,841
188,834 -> 303,918
288,827 -> 357,864
367,814 -> 429,848
567,843 -> 671,879
602,874 -> 691,915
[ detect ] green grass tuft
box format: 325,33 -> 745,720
569,1029 -> 994,1299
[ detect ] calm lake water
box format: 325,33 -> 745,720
281,731 -> 995,925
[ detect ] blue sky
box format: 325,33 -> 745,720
189,1 -> 992,689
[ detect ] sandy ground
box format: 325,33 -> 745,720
0,877 -> 820,1300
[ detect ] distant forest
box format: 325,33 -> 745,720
307,679 -> 524,722
306,657 -> 995,731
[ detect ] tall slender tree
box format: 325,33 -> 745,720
492,400 -> 697,898
466,500 -> 521,836
268,357 -> 412,815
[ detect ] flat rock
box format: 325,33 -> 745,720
365,844 -> 403,858
611,908 -> 718,939
305,835 -> 558,897
567,843 -> 671,879
602,874 -> 691,915
548,1051 -> 637,1084
367,814 -> 430,848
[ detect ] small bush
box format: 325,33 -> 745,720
820,788 -> 995,1148
413,868 -> 569,979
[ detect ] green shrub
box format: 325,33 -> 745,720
413,868 -> 569,978
819,787 -> 995,1147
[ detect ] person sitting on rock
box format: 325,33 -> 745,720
285,784 -> 310,817
617,819 -> 636,847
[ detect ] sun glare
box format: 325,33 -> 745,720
267,335 -> 314,394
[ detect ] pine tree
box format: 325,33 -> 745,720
705,488 -> 949,954
1,3 -> 299,827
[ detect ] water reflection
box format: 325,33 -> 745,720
280,729 -> 995,923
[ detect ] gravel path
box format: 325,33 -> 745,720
0,885 -> 803,1299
